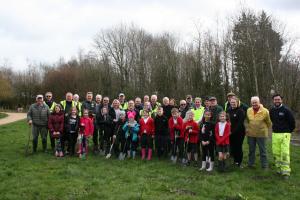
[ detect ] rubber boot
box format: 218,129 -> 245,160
207,162 -> 214,172
141,148 -> 146,160
127,150 -> 131,158
147,148 -> 152,160
132,151 -> 136,159
32,140 -> 38,153
199,161 -> 206,171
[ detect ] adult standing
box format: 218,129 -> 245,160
178,100 -> 189,119
270,94 -> 295,178
209,96 -> 223,126
134,97 -> 143,113
150,94 -> 161,117
224,92 -> 248,113
162,97 -> 173,120
60,92 -> 76,117
81,92 -> 96,116
119,93 -> 128,110
186,95 -> 194,109
191,97 -> 205,124
44,92 -> 57,151
27,95 -> 50,153
73,94 -> 82,116
227,96 -> 246,167
125,100 -> 140,121
245,96 -> 272,169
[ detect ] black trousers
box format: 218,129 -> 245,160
171,138 -> 184,158
201,142 -> 215,161
125,135 -> 138,152
155,135 -> 169,157
141,134 -> 153,149
230,133 -> 245,164
67,132 -> 78,155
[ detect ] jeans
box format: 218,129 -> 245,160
248,136 -> 268,168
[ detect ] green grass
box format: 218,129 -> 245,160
0,112 -> 8,119
1,120 -> 300,200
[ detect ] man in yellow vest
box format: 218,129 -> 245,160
118,93 -> 128,110
60,92 -> 76,117
73,94 -> 82,116
44,92 -> 57,151
150,94 -> 161,117
191,97 -> 205,124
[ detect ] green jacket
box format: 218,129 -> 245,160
27,103 -> 50,126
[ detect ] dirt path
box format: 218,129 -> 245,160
0,112 -> 26,126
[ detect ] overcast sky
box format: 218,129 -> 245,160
1,0 -> 300,71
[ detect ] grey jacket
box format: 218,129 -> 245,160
27,103 -> 50,126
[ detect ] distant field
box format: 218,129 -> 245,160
0,120 -> 300,200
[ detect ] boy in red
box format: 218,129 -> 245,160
48,104 -> 64,157
139,109 -> 155,160
168,108 -> 184,163
79,109 -> 94,159
215,111 -> 231,172
183,111 -> 199,166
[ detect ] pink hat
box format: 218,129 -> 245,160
128,112 -> 135,119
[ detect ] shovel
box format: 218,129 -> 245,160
25,125 -> 32,156
105,136 -> 115,159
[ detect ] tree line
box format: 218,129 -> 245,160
0,9 -> 299,113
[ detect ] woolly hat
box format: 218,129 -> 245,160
128,112 -> 135,119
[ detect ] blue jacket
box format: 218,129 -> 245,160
123,121 -> 140,142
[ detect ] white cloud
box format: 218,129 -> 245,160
0,0 -> 299,71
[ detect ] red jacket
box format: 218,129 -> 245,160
168,116 -> 184,141
215,122 -> 231,145
183,120 -> 199,143
79,117 -> 94,137
139,117 -> 155,136
48,111 -> 64,138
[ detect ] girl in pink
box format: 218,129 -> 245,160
79,109 -> 94,159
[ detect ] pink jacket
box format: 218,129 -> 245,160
79,117 -> 94,137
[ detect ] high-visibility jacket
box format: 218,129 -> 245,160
44,101 -> 56,113
60,100 -> 76,115
119,102 -> 128,110
191,106 -> 205,123
151,102 -> 161,117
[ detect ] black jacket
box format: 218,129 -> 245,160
162,105 -> 174,120
96,113 -> 113,134
270,105 -> 295,133
64,114 -> 80,134
227,107 -> 245,136
81,100 -> 96,115
199,121 -> 215,142
154,115 -> 169,136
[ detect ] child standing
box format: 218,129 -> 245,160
154,107 -> 169,158
168,108 -> 184,163
183,111 -> 199,166
199,110 -> 215,171
215,111 -> 231,172
139,110 -> 155,160
96,107 -> 114,155
79,109 -> 94,159
64,106 -> 80,156
122,113 -> 140,159
113,111 -> 127,158
48,104 -> 65,157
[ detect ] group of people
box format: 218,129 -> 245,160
27,91 -> 296,178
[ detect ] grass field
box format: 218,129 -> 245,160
0,112 -> 8,119
0,120 -> 300,200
